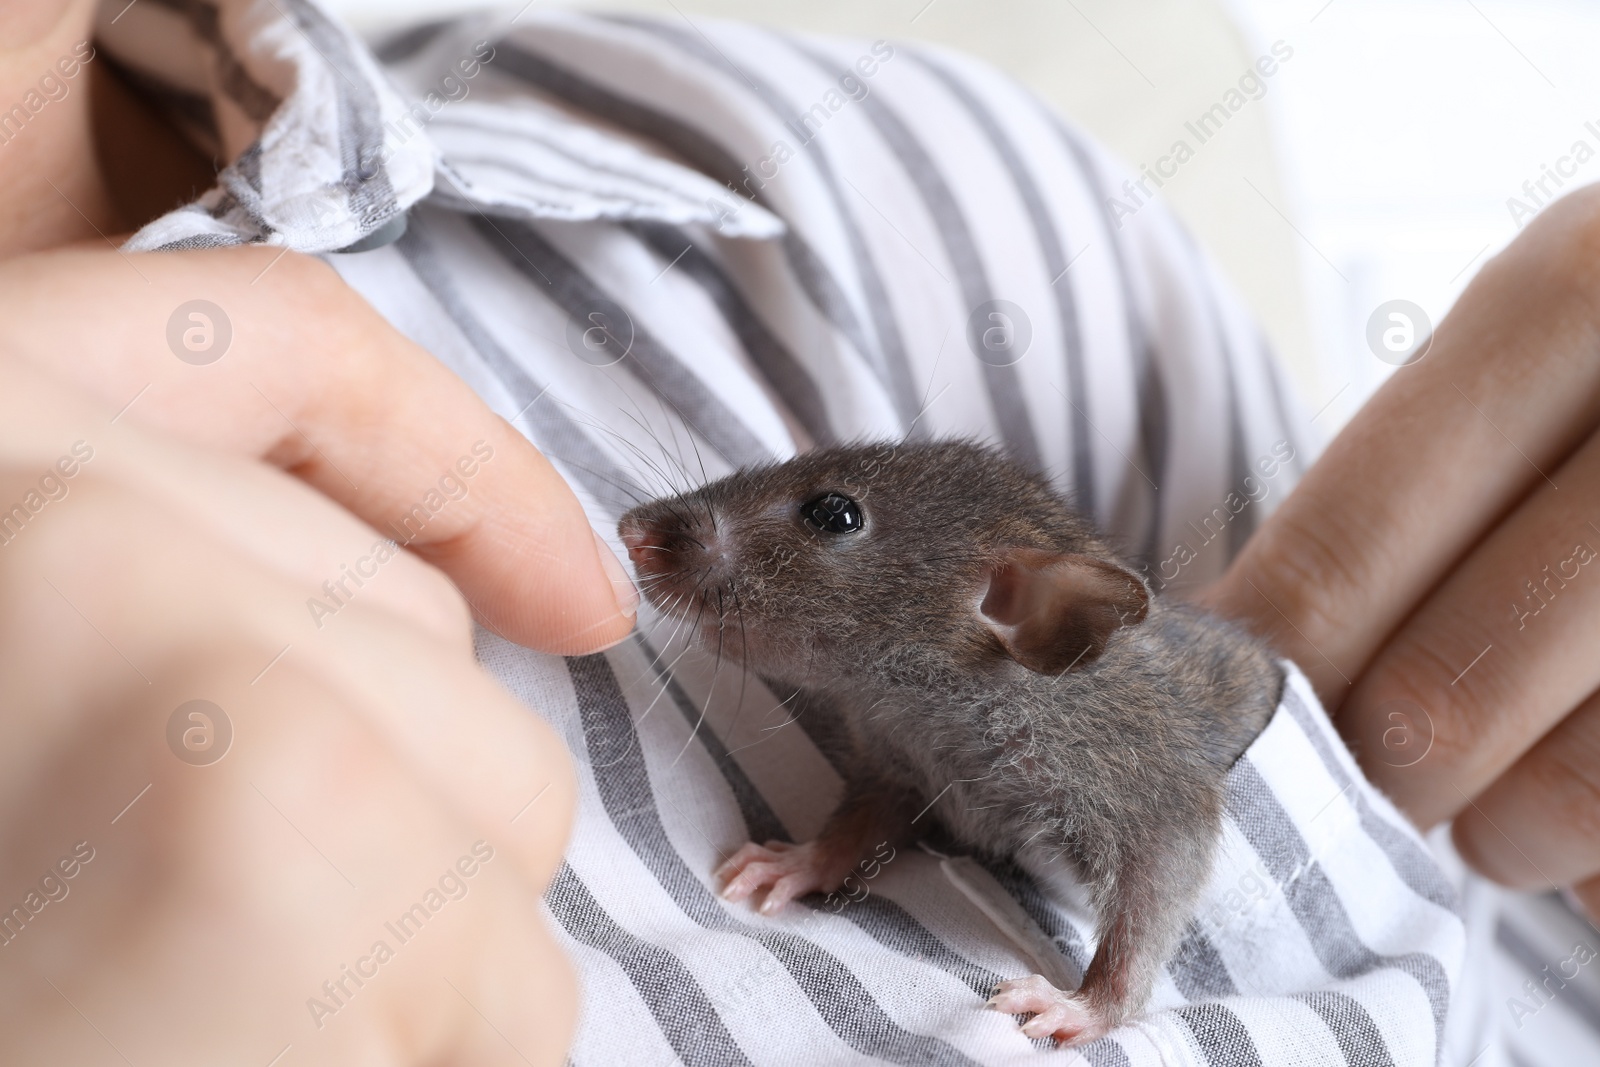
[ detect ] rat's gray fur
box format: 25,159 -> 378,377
619,440 -> 1282,1034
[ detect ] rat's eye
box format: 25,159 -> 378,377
800,492 -> 863,535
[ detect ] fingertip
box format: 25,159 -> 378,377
480,450 -> 638,655
562,532 -> 638,654
515,531 -> 638,656
449,519 -> 637,657
593,529 -> 640,618
550,606 -> 637,657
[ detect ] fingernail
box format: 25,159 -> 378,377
594,530 -> 639,618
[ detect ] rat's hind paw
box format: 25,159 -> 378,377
987,974 -> 1110,1047
715,840 -> 851,916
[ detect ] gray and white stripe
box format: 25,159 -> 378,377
110,3 -> 1481,1064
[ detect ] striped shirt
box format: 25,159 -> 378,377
102,2 -> 1600,1063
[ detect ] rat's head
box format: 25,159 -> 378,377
617,441 -> 1149,690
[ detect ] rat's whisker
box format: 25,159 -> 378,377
632,638 -> 698,729
622,387 -> 691,498
759,709 -> 801,732
724,579 -> 753,736
724,686 -> 802,755
551,395 -> 692,506
614,386 -> 690,490
684,565 -> 715,618
570,366 -> 690,498
534,449 -> 648,510
655,388 -> 713,497
612,402 -> 695,497
689,572 -> 716,645
625,385 -> 715,503
696,486 -> 718,536
642,610 -> 690,665
586,410 -> 687,502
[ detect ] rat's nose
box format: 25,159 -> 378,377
616,504 -> 725,618
617,518 -> 662,568
619,525 -> 654,555
617,507 -> 722,585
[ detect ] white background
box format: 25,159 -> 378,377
1230,0 -> 1600,426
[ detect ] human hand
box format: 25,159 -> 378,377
0,352 -> 578,1064
0,242 -> 636,655
1202,184 -> 1600,913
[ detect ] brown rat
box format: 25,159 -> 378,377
617,440 -> 1282,1046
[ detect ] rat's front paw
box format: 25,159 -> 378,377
988,974 -> 1110,1047
715,840 -> 852,915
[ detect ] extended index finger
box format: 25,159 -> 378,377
0,243 -> 637,655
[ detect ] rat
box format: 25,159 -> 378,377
617,440 -> 1282,1045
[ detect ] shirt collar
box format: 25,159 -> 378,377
98,0 -> 781,253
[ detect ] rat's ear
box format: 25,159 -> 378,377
980,548 -> 1149,674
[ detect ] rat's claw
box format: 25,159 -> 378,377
715,839 -> 846,914
987,974 -> 1057,1013
988,975 -> 1108,1046
757,873 -> 810,915
1020,1001 -> 1098,1043
714,840 -> 794,877
718,846 -> 779,904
